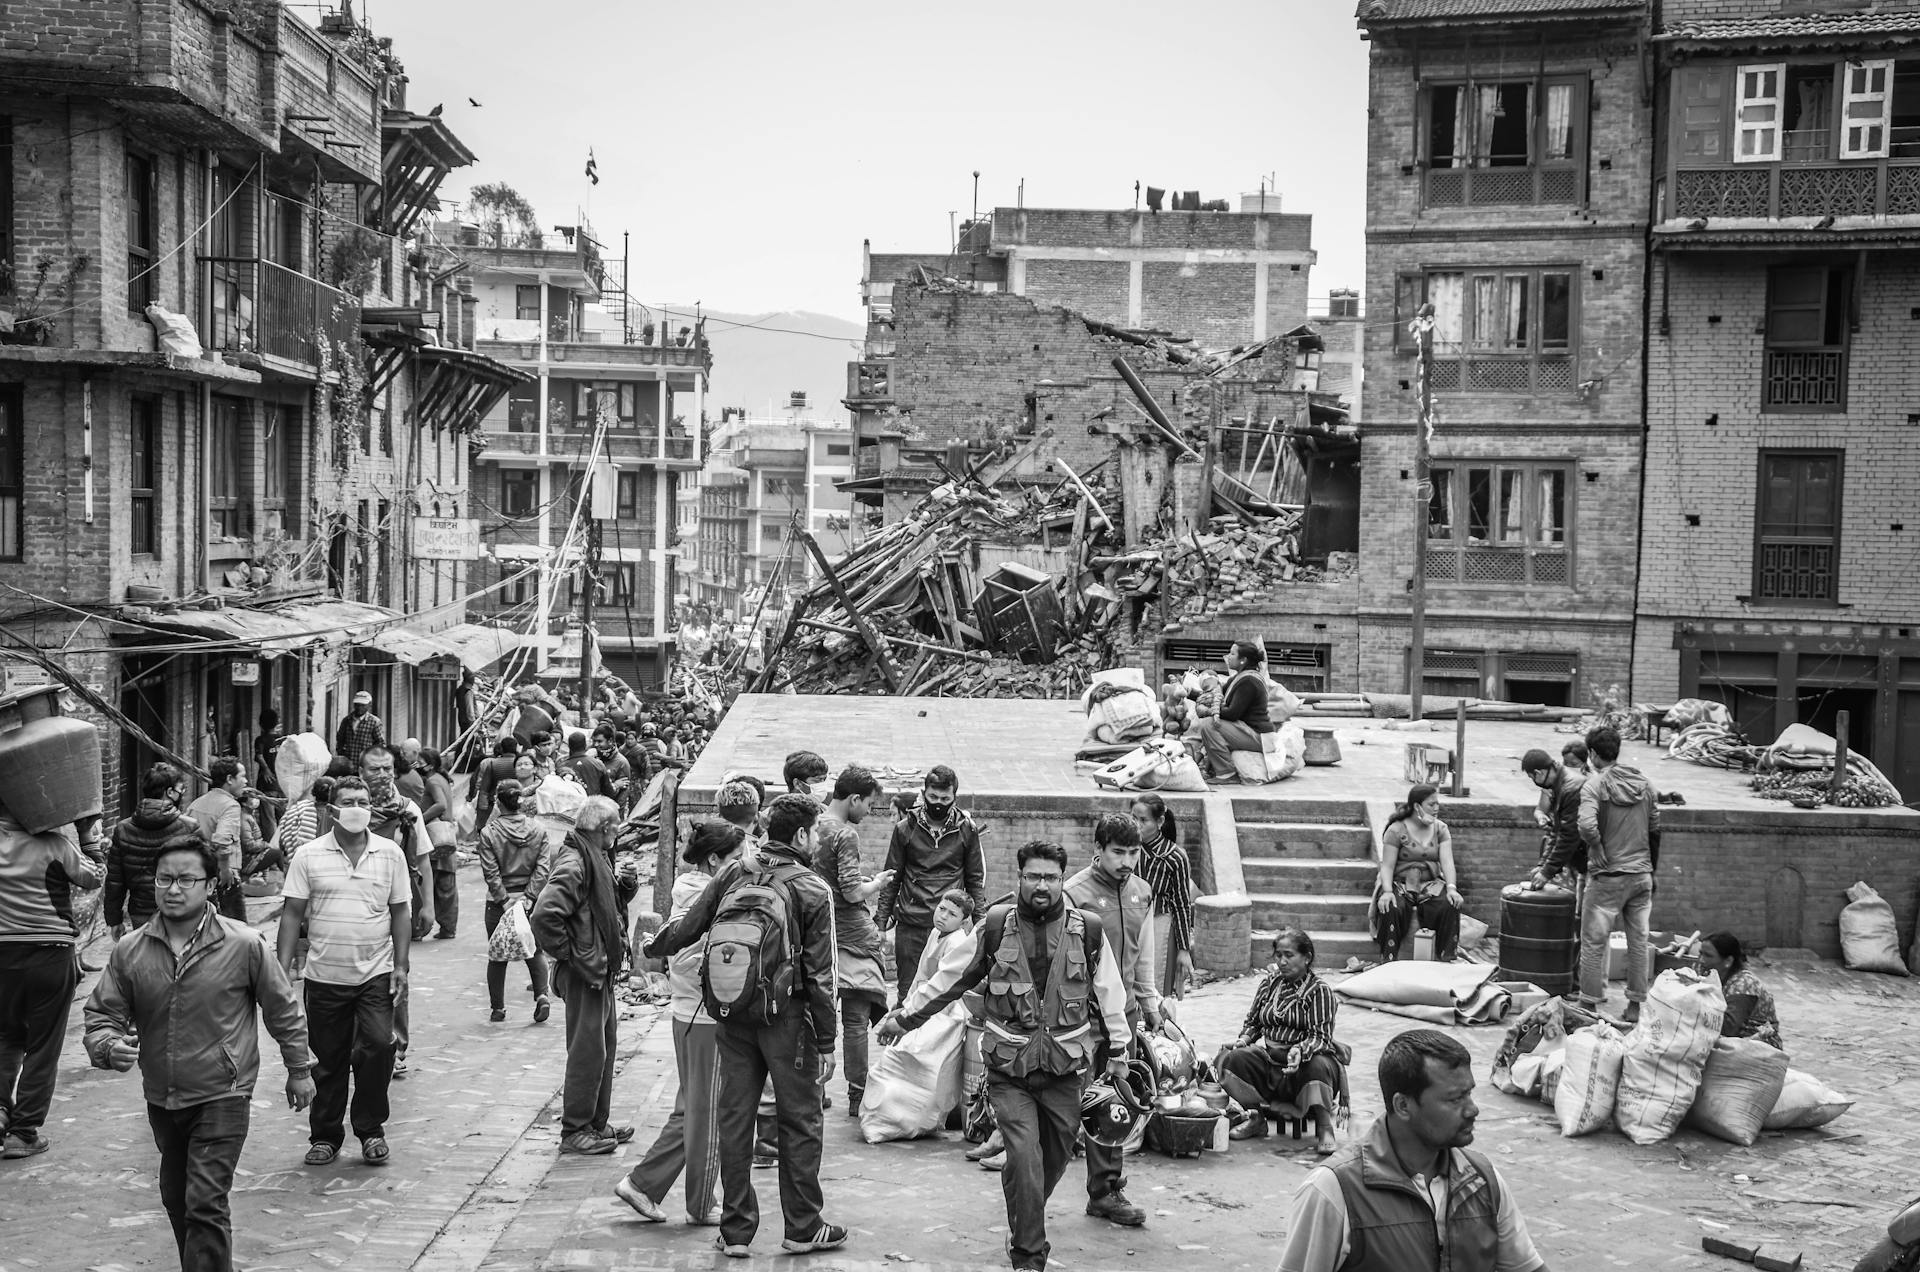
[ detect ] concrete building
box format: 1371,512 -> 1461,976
1348,0 -> 1654,706
0,0 -> 524,810
1636,1 -> 1920,800
447,218 -> 709,691
684,411 -> 853,619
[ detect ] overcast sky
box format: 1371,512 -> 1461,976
358,0 -> 1370,323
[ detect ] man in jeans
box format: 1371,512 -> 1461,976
0,808 -> 104,1158
187,757 -> 250,922
647,794 -> 846,1257
531,797 -> 637,1155
1575,726 -> 1660,1024
276,776 -> 411,1167
85,837 -> 313,1271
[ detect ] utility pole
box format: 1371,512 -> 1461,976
577,516 -> 602,710
1409,301 -> 1434,723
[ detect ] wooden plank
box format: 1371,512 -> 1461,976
796,528 -> 905,692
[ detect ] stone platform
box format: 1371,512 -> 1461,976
684,695 -> 1920,966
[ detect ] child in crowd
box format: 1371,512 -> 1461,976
896,891 -> 996,1167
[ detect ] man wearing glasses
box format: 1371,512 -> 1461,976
275,776 -> 411,1168
85,836 -> 312,1271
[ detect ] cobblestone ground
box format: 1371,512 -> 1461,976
2,867 -> 1913,1272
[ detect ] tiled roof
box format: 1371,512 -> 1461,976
1657,13 -> 1920,43
1357,0 -> 1642,24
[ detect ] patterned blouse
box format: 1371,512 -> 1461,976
1721,968 -> 1784,1050
1136,832 -> 1195,955
1240,967 -> 1340,1057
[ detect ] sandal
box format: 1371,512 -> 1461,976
304,1142 -> 340,1166
361,1136 -> 391,1166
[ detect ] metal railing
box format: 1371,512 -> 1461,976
202,258 -> 359,367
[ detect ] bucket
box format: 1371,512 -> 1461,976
0,715 -> 102,832
1497,883 -> 1577,995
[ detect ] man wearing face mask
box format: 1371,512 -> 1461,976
1065,812 -> 1163,1229
276,776 -> 411,1168
876,765 -> 987,1004
878,841 -> 1130,1272
531,798 -> 638,1156
783,750 -> 830,802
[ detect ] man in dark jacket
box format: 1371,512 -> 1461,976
531,797 -> 635,1156
468,737 -> 521,837
876,765 -> 988,1002
556,732 -> 614,799
1522,749 -> 1586,887
1575,727 -> 1660,1023
105,763 -> 205,937
646,794 -> 847,1258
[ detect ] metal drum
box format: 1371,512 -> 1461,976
1497,882 -> 1578,995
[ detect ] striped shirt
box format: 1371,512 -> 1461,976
1242,967 -> 1339,1057
1136,834 -> 1195,955
281,832 -> 409,986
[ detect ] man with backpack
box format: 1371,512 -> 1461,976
646,793 -> 845,1258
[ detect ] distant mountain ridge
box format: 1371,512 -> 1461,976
674,307 -> 864,422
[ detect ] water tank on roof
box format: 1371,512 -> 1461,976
789,391 -> 808,410
1240,192 -> 1282,214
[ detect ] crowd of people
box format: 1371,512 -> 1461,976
0,701 -> 1811,1272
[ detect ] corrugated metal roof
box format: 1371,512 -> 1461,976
1358,0 -> 1642,23
1657,12 -> 1920,42
365,622 -> 525,671
140,600 -> 403,653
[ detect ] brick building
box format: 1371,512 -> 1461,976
1351,0 -> 1654,706
449,221 -> 709,691
0,1 -> 524,812
1636,1 -> 1920,799
844,201 -> 1322,534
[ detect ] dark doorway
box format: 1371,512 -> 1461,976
1800,686 -> 1875,760
1695,681 -> 1776,744
118,655 -> 170,817
1503,679 -> 1572,707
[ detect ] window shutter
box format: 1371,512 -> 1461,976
1734,64 -> 1785,163
1839,59 -> 1892,159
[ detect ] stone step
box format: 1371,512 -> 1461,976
1242,857 -> 1378,895
1250,891 -> 1374,932
1237,821 -> 1374,859
1251,927 -> 1377,965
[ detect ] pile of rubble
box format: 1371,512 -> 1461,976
754,466 -> 1310,699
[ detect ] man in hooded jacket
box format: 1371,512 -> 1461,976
105,763 -> 206,937
875,766 -> 987,1003
1575,726 -> 1660,1023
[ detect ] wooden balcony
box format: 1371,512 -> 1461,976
1669,160 -> 1920,223
1424,165 -> 1579,208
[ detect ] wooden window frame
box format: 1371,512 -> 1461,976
616,470 -> 639,518
0,117 -> 12,300
1840,58 -> 1894,159
1735,63 -> 1786,163
1417,74 -> 1587,206
1762,263 -> 1851,413
1425,460 -> 1574,587
1752,449 -> 1843,605
0,384 -> 21,560
515,284 -> 541,322
208,395 -> 247,539
1394,266 -> 1579,394
506,383 -> 537,433
130,394 -> 160,556
126,151 -> 156,313
500,468 -> 538,517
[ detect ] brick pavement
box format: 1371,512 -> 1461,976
6,859 -> 1914,1272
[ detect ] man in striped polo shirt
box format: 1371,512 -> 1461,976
275,775 -> 411,1168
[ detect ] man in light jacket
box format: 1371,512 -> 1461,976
1575,726 -> 1660,1023
87,836 -> 313,1271
187,757 -> 249,922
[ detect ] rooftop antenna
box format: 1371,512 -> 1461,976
969,171 -> 980,281
1018,177 -> 1025,210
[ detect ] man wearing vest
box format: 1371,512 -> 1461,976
1278,1029 -> 1549,1272
646,793 -> 846,1258
1064,812 -> 1163,1229
879,840 -> 1130,1272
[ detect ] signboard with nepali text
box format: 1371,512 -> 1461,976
413,517 -> 481,561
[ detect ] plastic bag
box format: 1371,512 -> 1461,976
1555,1022 -> 1627,1136
274,732 -> 330,804
143,304 -> 203,358
1230,721 -> 1306,784
487,900 -> 536,962
860,1010 -> 967,1143
1684,1037 -> 1790,1146
1537,1049 -> 1567,1106
1764,1067 -> 1853,1131
1614,968 -> 1725,1145
1840,882 -> 1910,976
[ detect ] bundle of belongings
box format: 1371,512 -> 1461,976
1134,1021 -> 1234,1157
1490,970 -> 1851,1147
1332,960 -> 1520,1025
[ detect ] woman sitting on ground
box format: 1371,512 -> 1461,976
1371,784 -> 1464,961
1698,932 -> 1783,1049
1219,928 -> 1345,1154
1196,641 -> 1277,782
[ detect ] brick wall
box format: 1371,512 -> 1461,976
1635,252 -> 1920,701
1661,0 -> 1920,21
993,207 -> 1314,254
1024,258 -> 1128,324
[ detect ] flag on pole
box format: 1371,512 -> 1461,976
584,149 -> 599,186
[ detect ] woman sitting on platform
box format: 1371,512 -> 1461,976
1698,932 -> 1784,1050
1219,928 -> 1347,1154
1196,641 -> 1277,782
1370,784 -> 1463,962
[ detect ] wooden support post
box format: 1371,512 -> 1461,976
1055,459 -> 1114,533
654,769 -> 681,922
796,528 -> 904,692
1830,709 -> 1851,801
1452,699 -> 1469,798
